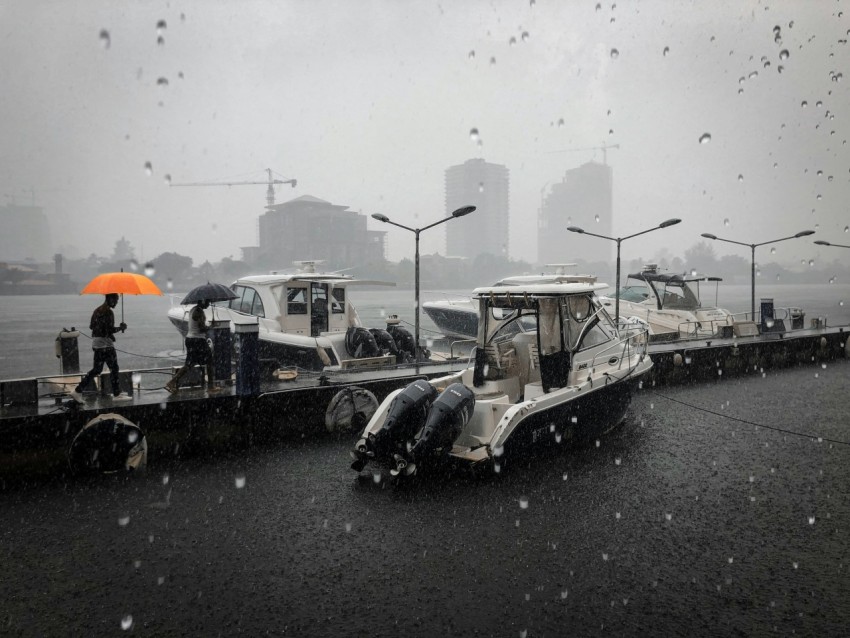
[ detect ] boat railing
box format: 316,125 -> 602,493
589,324 -> 649,373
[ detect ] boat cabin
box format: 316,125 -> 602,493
618,265 -> 722,312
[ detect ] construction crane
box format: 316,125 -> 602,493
169,168 -> 297,207
546,144 -> 620,165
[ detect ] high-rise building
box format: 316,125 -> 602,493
250,195 -> 386,271
0,203 -> 52,261
538,161 -> 613,265
444,159 -> 509,259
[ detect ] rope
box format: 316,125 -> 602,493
651,391 -> 850,447
76,329 -> 183,360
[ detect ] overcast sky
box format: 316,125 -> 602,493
1,0 -> 847,269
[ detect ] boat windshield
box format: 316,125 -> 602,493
618,284 -> 652,303
654,281 -> 700,310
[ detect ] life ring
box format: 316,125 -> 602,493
68,413 -> 147,475
325,386 -> 379,435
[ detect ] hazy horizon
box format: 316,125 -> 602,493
1,1 -> 848,270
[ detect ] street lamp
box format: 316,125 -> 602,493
815,240 -> 850,249
567,218 -> 682,324
372,205 -> 476,366
701,230 -> 815,320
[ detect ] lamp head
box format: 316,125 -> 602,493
567,226 -> 585,234
795,230 -> 815,238
451,205 -> 476,218
701,233 -> 717,240
371,213 -> 389,223
659,218 -> 682,229
814,240 -> 831,246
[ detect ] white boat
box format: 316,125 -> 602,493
422,264 -> 595,340
350,278 -> 651,477
598,264 -> 734,340
167,261 -> 417,371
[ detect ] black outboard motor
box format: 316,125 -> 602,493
398,383 -> 475,476
351,380 -> 438,471
385,316 -> 416,362
369,328 -> 399,358
345,326 -> 381,358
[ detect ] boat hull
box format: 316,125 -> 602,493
422,302 -> 478,339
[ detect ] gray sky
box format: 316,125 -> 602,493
1,0 -> 847,268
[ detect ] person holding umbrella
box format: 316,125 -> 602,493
165,299 -> 222,394
72,293 -> 132,402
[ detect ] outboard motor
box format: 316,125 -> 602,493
369,328 -> 399,358
345,326 -> 381,358
398,383 -> 475,476
351,380 -> 438,470
385,316 -> 416,362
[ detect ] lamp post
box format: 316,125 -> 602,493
701,230 -> 815,320
567,218 -> 682,324
815,240 -> 850,249
372,205 -> 476,366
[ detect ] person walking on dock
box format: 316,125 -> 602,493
166,300 -> 221,394
73,293 -> 132,401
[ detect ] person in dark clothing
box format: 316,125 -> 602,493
165,300 -> 221,394
72,293 -> 132,401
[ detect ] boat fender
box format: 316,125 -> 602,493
366,380 -> 438,461
345,326 -> 381,358
54,328 -> 80,357
673,353 -> 683,367
407,383 -> 476,466
386,324 -> 416,360
325,386 -> 379,435
369,328 -> 399,357
68,413 -> 147,475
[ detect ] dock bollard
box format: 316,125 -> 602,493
55,328 -> 80,374
234,321 -> 260,396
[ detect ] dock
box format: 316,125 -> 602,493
1,322 -> 848,482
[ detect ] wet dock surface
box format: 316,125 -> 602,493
2,359 -> 849,636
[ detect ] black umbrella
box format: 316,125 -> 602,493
181,282 -> 238,305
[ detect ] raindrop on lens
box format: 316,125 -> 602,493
699,133 -> 712,144
121,615 -> 133,630
235,475 -> 246,489
468,50 -> 475,59
521,31 -> 529,42
156,19 -> 167,34
509,36 -> 516,46
610,48 -> 619,59
557,118 -> 564,127
156,77 -> 168,87
489,56 -> 496,65
99,29 -> 111,49
802,100 -> 808,108
164,174 -> 171,185
519,496 -> 529,509
469,128 -> 479,142
723,218 -> 730,227
595,215 -> 600,223
738,174 -> 743,182
166,278 -> 173,290
779,49 -> 789,60
144,162 -> 153,176
770,247 -> 776,254
118,515 -> 130,526
129,259 -> 139,272
663,46 -> 669,56
478,182 -> 484,193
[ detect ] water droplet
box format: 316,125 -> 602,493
844,226 -> 849,233
118,515 -> 130,527
777,65 -> 784,74
779,49 -> 789,60
723,218 -> 730,227
699,133 -> 712,144
665,513 -> 672,521
345,522 -> 352,532
663,46 -> 669,56
770,247 -> 776,254
728,557 -> 734,564
839,300 -> 844,307
509,36 -> 517,47
468,50 -> 475,59
121,615 -> 133,630
166,278 -> 174,291
749,71 -> 758,80
595,215 -> 600,223
614,457 -> 621,466
602,553 -> 609,561
144,263 -> 155,277
157,77 -> 169,87
469,128 -> 479,142
156,19 -> 167,34
595,2 -> 602,10
610,48 -> 619,59
489,56 -> 496,65
793,561 -> 798,569
519,496 -> 529,509
557,117 -> 564,127
478,182 -> 484,193
802,100 -> 808,108
521,31 -> 529,42
99,29 -> 111,49
235,475 -> 246,489
764,60 -> 771,69
816,100 -> 823,107
738,174 -> 743,182
144,162 -> 153,176
690,269 -> 697,276
809,259 -> 815,267
163,174 -> 172,186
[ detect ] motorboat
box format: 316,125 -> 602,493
422,264 -> 595,340
598,264 -> 734,340
350,278 -> 651,478
167,261 -> 418,371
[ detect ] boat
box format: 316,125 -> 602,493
350,278 -> 651,478
167,261 -> 418,371
422,264 -> 595,340
598,264 -> 734,340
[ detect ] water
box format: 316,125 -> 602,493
2,284 -> 849,379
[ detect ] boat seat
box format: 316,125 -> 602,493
511,333 -> 540,389
482,341 -> 517,380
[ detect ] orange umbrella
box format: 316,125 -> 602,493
81,272 -> 163,322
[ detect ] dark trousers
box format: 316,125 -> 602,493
77,347 -> 120,395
